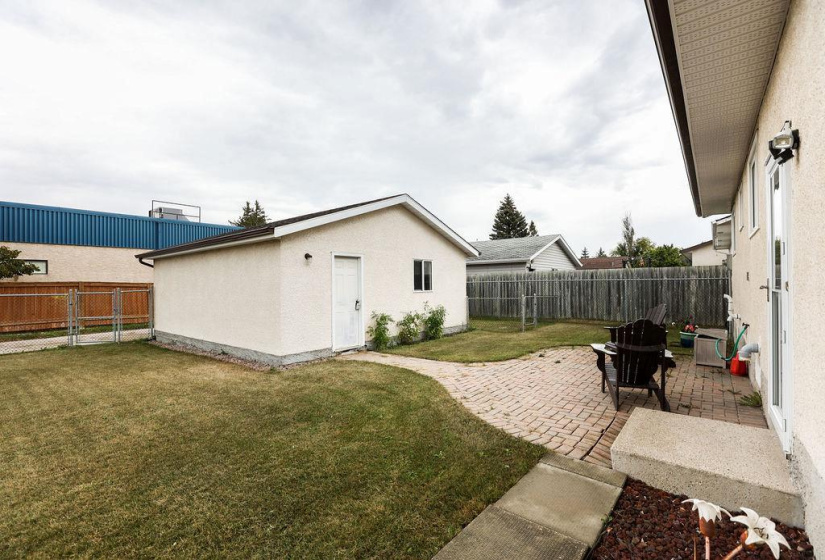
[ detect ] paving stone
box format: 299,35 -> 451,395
434,506 -> 588,560
340,347 -> 767,466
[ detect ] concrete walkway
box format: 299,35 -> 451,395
340,348 -> 765,468
435,453 -> 626,559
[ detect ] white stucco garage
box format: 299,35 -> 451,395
136,194 -> 478,365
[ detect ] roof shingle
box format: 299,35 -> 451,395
468,235 -> 560,263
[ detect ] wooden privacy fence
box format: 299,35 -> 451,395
0,282 -> 152,333
467,266 -> 730,327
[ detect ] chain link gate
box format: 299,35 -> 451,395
71,287 -> 154,345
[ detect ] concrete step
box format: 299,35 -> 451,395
434,506 -> 588,560
435,453 -> 625,560
611,408 -> 803,527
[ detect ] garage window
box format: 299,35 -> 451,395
413,260 -> 432,292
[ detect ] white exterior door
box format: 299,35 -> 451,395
333,256 -> 362,350
766,160 -> 792,451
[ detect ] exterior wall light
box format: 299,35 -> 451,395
768,120 -> 799,164
304,253 -> 312,262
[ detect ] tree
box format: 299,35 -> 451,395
596,247 -> 607,257
621,214 -> 635,265
0,246 -> 37,279
646,244 -> 687,267
528,221 -> 539,237
580,247 -> 590,259
612,214 -> 647,267
230,200 -> 268,228
490,194 -> 529,239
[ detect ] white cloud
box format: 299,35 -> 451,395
0,0 -> 712,253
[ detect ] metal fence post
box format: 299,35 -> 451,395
521,294 -> 526,332
67,289 -> 74,347
533,294 -> 538,328
149,286 -> 155,339
117,288 -> 123,343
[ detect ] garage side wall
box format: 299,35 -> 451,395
278,206 -> 469,356
153,241 -> 281,357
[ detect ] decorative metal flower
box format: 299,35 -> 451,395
683,498 -> 730,538
730,508 -> 790,559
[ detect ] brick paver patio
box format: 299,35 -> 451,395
341,347 -> 766,468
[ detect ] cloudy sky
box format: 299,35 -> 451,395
0,0 -> 711,254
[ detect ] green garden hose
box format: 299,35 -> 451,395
715,323 -> 749,361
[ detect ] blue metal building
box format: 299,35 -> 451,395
0,201 -> 238,250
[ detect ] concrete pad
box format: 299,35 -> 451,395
496,463 -> 622,546
540,453 -> 626,488
434,506 -> 588,560
612,408 -> 803,526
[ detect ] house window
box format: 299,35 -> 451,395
413,260 -> 432,291
749,157 -> 759,233
24,260 -> 48,274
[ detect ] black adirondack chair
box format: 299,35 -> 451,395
601,319 -> 671,411
605,303 -> 667,343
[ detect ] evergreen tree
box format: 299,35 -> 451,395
490,194 -> 529,239
528,221 -> 539,237
230,200 -> 268,228
596,247 -> 607,257
580,247 -> 590,259
0,246 -> 37,279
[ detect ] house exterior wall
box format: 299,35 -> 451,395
466,262 -> 527,276
0,242 -> 153,283
531,242 -> 578,270
727,0 -> 825,546
687,244 -> 726,267
153,241 -> 282,357
277,205 -> 469,356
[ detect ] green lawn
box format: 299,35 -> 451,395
385,318 -> 694,363
0,343 -> 544,558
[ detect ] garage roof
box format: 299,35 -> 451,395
136,194 -> 479,260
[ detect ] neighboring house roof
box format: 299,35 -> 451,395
0,200 -> 237,250
681,240 -> 713,255
644,0 -> 790,216
137,194 -> 479,260
580,257 -> 628,270
467,234 -> 582,268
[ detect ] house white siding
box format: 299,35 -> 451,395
726,0 -> 825,546
687,244 -> 726,267
531,242 -> 578,271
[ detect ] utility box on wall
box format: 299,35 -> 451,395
694,328 -> 728,368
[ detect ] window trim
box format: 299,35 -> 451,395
24,259 -> 48,275
748,142 -> 760,237
737,190 -> 744,232
413,259 -> 433,292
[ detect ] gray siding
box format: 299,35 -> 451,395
532,242 -> 577,271
466,262 -> 528,276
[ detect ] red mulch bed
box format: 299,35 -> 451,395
591,479 -> 815,559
